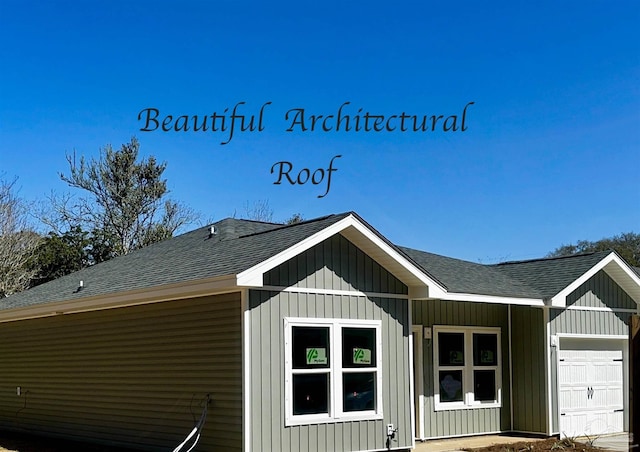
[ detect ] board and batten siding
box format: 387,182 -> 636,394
263,234 -> 408,295
565,270 -> 638,311
548,271 -> 636,433
510,305 -> 547,434
0,293 -> 242,451
248,234 -> 412,452
412,299 -> 511,438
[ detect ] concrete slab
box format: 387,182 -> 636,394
412,434 -> 548,452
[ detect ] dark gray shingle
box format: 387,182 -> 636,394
492,251 -> 612,300
1,214 -> 350,311
398,247 -> 540,298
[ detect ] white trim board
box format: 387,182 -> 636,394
260,285 -> 409,300
565,305 -> 638,313
550,252 -> 640,307
237,214 -> 448,297
241,289 -> 251,452
438,292 -> 544,307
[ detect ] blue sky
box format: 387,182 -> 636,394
1,1 -> 638,263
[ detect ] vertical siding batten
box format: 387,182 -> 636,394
412,299 -> 511,439
547,273 -> 634,433
249,234 -> 412,452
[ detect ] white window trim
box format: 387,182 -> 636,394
433,325 -> 502,411
284,317 -> 383,426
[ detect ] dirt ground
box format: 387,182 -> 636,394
465,437 -> 613,452
0,431 -> 139,452
0,433 -> 614,452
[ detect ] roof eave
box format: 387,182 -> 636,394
237,213 -> 448,298
549,252 -> 640,308
0,274 -> 239,324
436,292 -> 545,306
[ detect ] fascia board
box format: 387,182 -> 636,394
438,292 -> 545,307
550,252 -> 640,307
236,214 -> 447,297
0,274 -> 238,324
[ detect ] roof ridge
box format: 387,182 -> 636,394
217,217 -> 282,226
397,246 -> 486,266
494,250 -> 611,266
238,212 -> 351,239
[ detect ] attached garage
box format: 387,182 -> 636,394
558,338 -> 627,438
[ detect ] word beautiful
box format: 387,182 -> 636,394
137,102 -> 475,197
138,102 -> 270,145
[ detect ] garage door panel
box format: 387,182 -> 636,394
559,344 -> 625,438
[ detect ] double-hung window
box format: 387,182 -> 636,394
284,317 -> 383,425
433,326 -> 501,410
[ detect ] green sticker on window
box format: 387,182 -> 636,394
353,348 -> 371,364
480,350 -> 494,364
306,348 -> 327,365
449,351 -> 464,364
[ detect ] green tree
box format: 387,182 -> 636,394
284,213 -> 304,225
26,226 -> 116,288
548,232 -> 640,267
47,138 -> 197,257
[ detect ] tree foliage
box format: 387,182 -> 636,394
26,226 -> 115,288
47,137 -> 196,257
284,213 -> 304,225
0,177 -> 40,297
547,232 -> 640,267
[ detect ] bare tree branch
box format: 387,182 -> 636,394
0,177 -> 41,297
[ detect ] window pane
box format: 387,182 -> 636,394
293,373 -> 329,415
473,333 -> 498,366
343,372 -> 376,411
439,370 -> 463,402
342,328 -> 376,368
438,332 -> 465,366
474,370 -> 496,401
292,326 -> 330,369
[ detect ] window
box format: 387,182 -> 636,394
284,318 -> 382,425
433,326 -> 501,410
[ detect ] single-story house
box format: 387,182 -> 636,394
0,212 -> 638,451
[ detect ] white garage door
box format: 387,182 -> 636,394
559,348 -> 624,438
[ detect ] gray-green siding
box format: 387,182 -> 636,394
249,235 -> 412,452
549,308 -> 631,337
264,234 -> 408,295
412,299 -> 511,438
566,270 -> 637,310
0,293 -> 242,451
548,272 -> 635,433
510,306 -> 547,434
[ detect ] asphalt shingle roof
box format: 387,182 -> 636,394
1,213 -> 350,311
491,251 -> 612,299
1,212 -> 620,311
398,247 -> 539,298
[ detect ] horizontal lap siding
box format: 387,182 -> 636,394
510,306 -> 547,434
412,299 -> 511,438
0,293 -> 242,451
